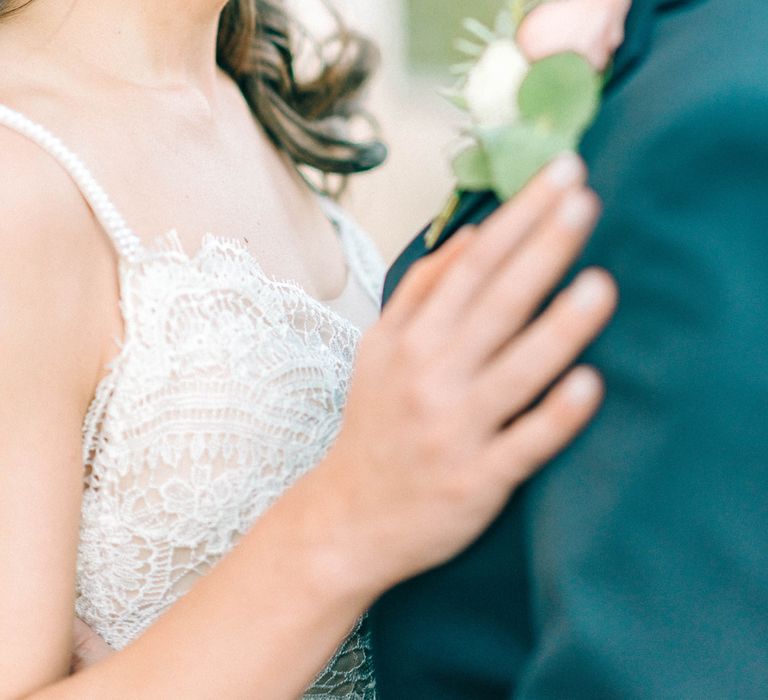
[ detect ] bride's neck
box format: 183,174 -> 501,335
6,0 -> 229,98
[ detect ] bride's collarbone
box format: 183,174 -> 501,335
0,79 -> 350,302
114,168 -> 349,301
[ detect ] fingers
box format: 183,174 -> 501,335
383,230 -> 475,329
517,0 -> 630,71
413,154 -> 587,334
470,153 -> 586,251
477,268 -> 617,426
457,189 -> 602,369
486,365 -> 605,488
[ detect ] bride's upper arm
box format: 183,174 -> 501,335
0,128 -> 114,697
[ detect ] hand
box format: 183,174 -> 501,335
321,154 -> 618,591
70,618 -> 113,673
518,0 -> 633,70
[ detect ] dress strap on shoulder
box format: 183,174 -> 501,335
317,194 -> 386,306
0,104 -> 143,262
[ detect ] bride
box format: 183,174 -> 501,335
0,0 -> 628,697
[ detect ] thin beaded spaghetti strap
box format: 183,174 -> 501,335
0,104 -> 143,262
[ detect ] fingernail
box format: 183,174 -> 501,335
572,270 -> 609,312
558,191 -> 595,228
547,153 -> 584,188
566,368 -> 601,404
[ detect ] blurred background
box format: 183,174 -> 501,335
294,0 -> 501,262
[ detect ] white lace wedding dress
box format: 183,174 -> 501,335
0,104 -> 384,698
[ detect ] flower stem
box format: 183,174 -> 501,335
424,191 -> 461,250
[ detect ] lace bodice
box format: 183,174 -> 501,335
0,105 -> 384,698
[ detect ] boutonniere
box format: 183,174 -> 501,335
426,0 -> 604,248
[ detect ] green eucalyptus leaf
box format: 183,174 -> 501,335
480,124 -> 574,200
454,38 -> 484,57
462,17 -> 496,44
518,52 -> 601,137
453,145 -> 494,191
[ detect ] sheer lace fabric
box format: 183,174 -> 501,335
0,102 -> 383,699
77,227 -> 383,698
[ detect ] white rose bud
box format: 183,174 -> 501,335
463,39 -> 529,128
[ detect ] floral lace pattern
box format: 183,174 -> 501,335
76,225 -> 383,699
0,103 -> 384,698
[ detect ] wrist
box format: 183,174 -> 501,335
281,449 -> 388,609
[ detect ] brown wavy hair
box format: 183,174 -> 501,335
0,0 -> 387,178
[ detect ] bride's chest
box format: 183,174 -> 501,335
75,211 -> 381,643
83,237 -> 362,503
92,119 -> 351,304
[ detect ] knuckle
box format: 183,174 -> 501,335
451,241 -> 490,279
400,257 -> 434,288
453,224 -> 478,244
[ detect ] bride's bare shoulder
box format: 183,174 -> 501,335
0,119 -> 106,246
0,122 -> 119,407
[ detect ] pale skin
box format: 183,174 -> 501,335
0,0 -> 630,696
518,0 -> 633,71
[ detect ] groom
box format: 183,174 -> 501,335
371,0 -> 768,697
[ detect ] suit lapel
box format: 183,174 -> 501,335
382,192 -> 500,306
382,0 -> 702,309
609,0 -> 658,84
